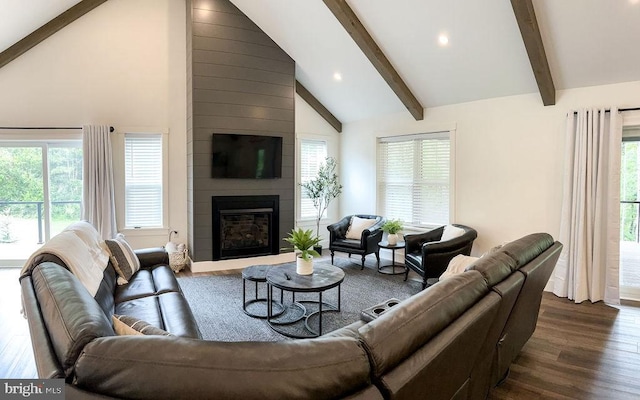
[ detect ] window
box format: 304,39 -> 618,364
377,132 -> 452,228
299,139 -> 327,219
0,140 -> 82,263
124,134 -> 163,228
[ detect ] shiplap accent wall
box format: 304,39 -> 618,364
187,0 -> 295,261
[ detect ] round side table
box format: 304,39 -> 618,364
266,263 -> 344,338
242,265 -> 284,319
377,240 -> 407,275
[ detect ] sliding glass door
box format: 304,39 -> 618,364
620,129 -> 640,300
0,142 -> 82,266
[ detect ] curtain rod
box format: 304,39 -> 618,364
572,107 -> 640,115
0,126 -> 114,132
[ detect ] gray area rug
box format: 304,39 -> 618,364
177,258 -> 422,341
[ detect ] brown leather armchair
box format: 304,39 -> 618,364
327,215 -> 385,269
404,224 -> 478,289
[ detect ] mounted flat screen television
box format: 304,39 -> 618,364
211,133 -> 283,179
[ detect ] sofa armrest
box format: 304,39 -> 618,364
327,216 -> 352,241
135,247 -> 169,269
363,225 -> 384,252
421,228 -> 477,257
404,226 -> 444,254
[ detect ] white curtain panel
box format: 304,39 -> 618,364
82,125 -> 117,240
553,108 -> 621,304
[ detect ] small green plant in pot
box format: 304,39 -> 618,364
382,219 -> 403,246
283,228 -> 321,275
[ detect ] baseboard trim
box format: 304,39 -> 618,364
190,253 -> 296,274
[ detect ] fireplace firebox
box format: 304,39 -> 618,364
212,195 -> 279,260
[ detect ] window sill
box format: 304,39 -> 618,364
119,228 -> 169,237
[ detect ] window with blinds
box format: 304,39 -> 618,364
124,134 -> 163,228
377,132 -> 451,227
300,139 -> 327,219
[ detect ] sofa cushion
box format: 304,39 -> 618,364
499,233 -> 554,268
114,265 -> 181,304
115,296 -> 164,329
114,269 -> 156,302
105,234 -> 141,283
331,238 -> 364,250
31,263 -> 114,377
465,252 -> 518,287
157,292 -> 202,338
112,315 -> 172,336
358,271 -> 488,377
115,292 -> 201,339
74,336 -> 372,400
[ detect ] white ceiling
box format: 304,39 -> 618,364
0,0 -> 81,53
229,0 -> 640,123
1,1 -> 639,124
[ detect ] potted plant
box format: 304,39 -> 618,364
300,157 -> 343,254
382,219 -> 403,246
283,228 -> 321,275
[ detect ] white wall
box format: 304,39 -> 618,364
0,0 -> 187,249
295,93 -> 341,246
341,80 -> 640,256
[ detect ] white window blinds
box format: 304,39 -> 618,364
377,132 -> 450,227
124,134 -> 163,228
300,140 -> 327,219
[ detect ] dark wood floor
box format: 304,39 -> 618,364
2,267 -> 639,399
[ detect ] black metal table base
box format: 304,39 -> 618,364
242,277 -> 285,319
243,298 -> 285,319
267,302 -> 306,325
267,286 -> 342,339
377,263 -> 407,275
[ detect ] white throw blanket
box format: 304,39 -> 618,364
21,221 -> 109,296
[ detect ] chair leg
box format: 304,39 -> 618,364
375,251 -> 380,269
361,255 -> 366,270
403,267 -> 409,282
422,278 -> 428,290
330,251 -> 335,265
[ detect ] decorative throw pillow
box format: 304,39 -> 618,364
440,225 -> 466,241
112,314 -> 172,336
481,243 -> 504,258
440,255 -> 479,281
345,216 -> 377,240
105,233 -> 140,284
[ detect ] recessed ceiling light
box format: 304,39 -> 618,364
438,34 -> 449,46
333,72 -> 343,81
630,0 -> 640,4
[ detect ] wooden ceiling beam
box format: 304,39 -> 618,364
323,0 -> 424,120
296,80 -> 343,133
511,0 -> 556,106
0,0 -> 109,70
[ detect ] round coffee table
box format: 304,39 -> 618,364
377,240 -> 407,275
242,265 -> 284,319
266,263 -> 345,338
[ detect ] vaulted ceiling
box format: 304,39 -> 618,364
229,0 -> 640,123
2,0 -> 640,125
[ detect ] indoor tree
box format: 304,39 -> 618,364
300,157 -> 343,245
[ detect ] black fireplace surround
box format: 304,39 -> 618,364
212,195 -> 279,260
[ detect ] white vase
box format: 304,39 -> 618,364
387,233 -> 398,246
296,256 -> 314,275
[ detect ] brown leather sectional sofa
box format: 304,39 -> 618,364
20,233 -> 561,400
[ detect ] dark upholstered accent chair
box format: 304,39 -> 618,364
404,224 -> 478,289
327,215 -> 385,269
